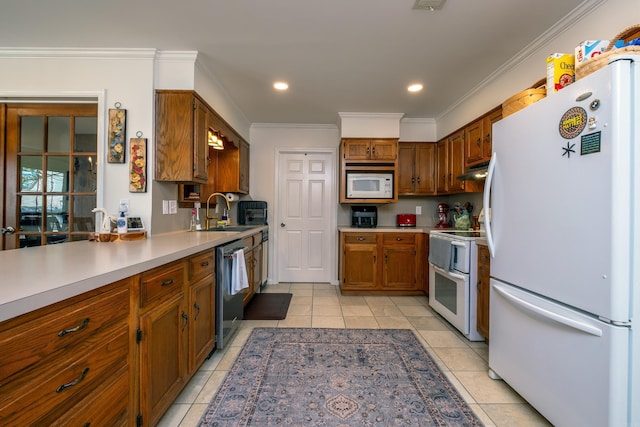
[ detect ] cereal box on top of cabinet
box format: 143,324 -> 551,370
575,40 -> 624,64
546,53 -> 575,95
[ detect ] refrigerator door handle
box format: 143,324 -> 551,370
484,152 -> 497,258
493,283 -> 603,337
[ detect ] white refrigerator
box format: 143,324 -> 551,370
483,54 -> 639,427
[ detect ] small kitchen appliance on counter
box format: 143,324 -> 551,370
237,201 -> 268,225
396,213 -> 416,227
351,206 -> 377,228
435,203 -> 451,228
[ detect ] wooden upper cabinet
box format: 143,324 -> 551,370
342,138 -> 397,161
436,130 -> 483,195
216,137 -> 249,194
398,142 -> 436,195
465,107 -> 502,167
464,118 -> 484,166
448,130 -> 465,193
436,139 -> 449,194
155,91 -> 210,184
483,108 -> 502,163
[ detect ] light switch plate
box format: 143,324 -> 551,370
169,200 -> 178,214
416,206 -> 422,215
162,200 -> 169,215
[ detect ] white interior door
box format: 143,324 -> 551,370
276,150 -> 336,283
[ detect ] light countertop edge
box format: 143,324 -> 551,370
0,227 -> 266,323
338,226 -> 435,233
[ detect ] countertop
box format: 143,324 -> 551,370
0,226 -> 266,323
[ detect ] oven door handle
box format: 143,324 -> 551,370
430,264 -> 466,281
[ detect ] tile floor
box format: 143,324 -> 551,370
158,283 -> 553,427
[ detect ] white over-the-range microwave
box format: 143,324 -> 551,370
346,171 -> 394,199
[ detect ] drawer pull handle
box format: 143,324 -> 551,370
194,303 -> 200,320
181,311 -> 189,331
161,278 -> 175,287
357,237 -> 365,241
56,367 -> 89,393
58,318 -> 90,337
200,261 -> 209,267
396,237 -> 403,241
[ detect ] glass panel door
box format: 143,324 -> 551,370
3,103 -> 97,249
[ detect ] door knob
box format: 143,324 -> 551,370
1,226 -> 15,235
280,223 -> 285,227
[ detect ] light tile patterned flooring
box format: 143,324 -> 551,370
158,283 -> 553,427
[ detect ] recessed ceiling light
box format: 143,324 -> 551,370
412,0 -> 446,10
273,81 -> 289,90
408,84 -> 423,93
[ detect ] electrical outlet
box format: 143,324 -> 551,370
162,200 -> 169,215
119,199 -> 129,214
169,200 -> 178,214
416,206 -> 422,215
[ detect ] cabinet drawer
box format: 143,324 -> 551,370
0,326 -> 129,426
382,233 -> 416,245
189,251 -> 214,281
344,233 -> 377,244
50,365 -> 129,427
0,283 -> 129,383
140,261 -> 185,307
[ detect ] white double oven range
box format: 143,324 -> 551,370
428,229 -> 485,342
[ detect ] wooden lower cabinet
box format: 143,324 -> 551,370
138,251 -> 216,426
0,250 -> 217,427
476,244 -> 490,339
0,278 -> 134,426
138,292 -> 187,427
340,231 -> 427,295
242,232 -> 263,307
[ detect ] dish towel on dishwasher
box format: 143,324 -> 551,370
428,238 -> 452,271
231,249 -> 249,295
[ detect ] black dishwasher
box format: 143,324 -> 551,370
215,239 -> 246,349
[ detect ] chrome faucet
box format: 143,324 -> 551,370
205,192 -> 231,229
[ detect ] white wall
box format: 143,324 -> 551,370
0,48 -> 157,232
437,0 -> 636,138
0,49 -> 251,235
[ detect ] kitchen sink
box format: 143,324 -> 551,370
198,226 -> 257,232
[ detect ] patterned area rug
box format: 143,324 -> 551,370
199,328 -> 483,426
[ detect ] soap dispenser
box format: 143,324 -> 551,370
117,211 -> 128,234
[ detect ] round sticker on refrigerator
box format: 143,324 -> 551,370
559,107 -> 587,139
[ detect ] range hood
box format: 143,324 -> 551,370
457,161 -> 490,181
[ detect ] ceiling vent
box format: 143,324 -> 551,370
412,0 -> 446,11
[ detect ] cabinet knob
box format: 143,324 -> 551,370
1,226 -> 15,235
280,223 -> 286,227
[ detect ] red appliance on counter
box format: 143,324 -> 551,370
396,213 -> 416,227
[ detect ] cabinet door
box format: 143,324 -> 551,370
193,97 -> 210,182
436,139 -> 449,193
464,119 -> 484,167
217,138 -> 250,194
382,234 -> 417,290
482,108 -> 502,163
397,143 -> 416,194
138,294 -> 187,427
370,139 -> 397,160
242,248 -> 254,306
239,139 -> 250,194
189,275 -> 215,373
415,143 -> 436,194
341,233 -> 378,290
253,244 -> 263,292
342,139 -> 371,160
476,245 -> 490,338
448,130 -> 465,193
